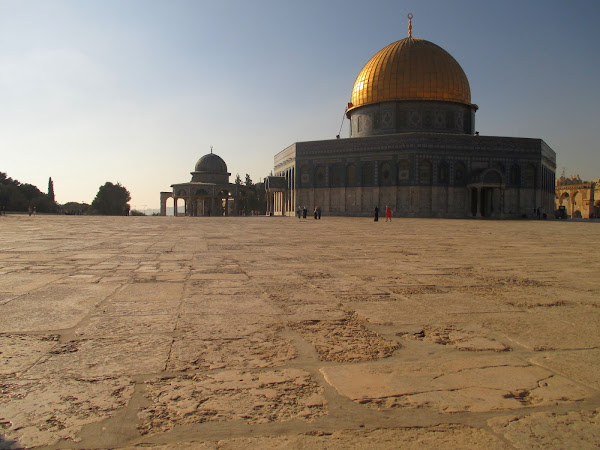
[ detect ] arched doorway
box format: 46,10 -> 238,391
468,169 -> 505,217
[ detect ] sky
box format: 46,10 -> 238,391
1,0 -> 599,211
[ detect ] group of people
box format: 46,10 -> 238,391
296,206 -> 322,220
294,204 -> 393,221
374,205 -> 393,222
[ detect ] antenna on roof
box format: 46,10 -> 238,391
408,13 -> 413,37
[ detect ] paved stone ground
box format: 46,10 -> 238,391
1,215 -> 599,449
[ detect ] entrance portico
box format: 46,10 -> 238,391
468,169 -> 505,218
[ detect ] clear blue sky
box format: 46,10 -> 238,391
1,0 -> 599,210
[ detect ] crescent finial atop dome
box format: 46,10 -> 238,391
408,13 -> 413,38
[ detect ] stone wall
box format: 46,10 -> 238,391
294,185 -> 547,218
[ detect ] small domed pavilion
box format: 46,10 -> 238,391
160,149 -> 245,216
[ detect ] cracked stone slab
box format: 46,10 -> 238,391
0,334 -> 59,376
0,376 -> 134,448
112,282 -> 184,302
488,409 -> 600,449
166,325 -> 297,371
27,335 -> 173,378
320,354 -> 593,413
289,313 -> 399,362
530,349 -> 600,390
122,424 -> 507,449
0,283 -> 120,332
346,299 -> 446,325
75,313 -> 177,338
181,295 -> 278,316
102,299 -> 180,316
189,273 -> 249,281
138,369 -> 326,435
268,291 -> 347,320
176,314 -> 280,338
0,273 -> 63,294
54,274 -> 103,284
479,308 -> 600,350
0,293 -> 17,306
220,424 -> 507,449
407,291 -> 521,314
402,324 -> 511,352
187,284 -> 264,296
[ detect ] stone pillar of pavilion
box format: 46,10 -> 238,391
160,192 -> 171,216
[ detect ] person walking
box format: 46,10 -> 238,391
374,206 -> 379,222
296,206 -> 301,219
302,206 -> 307,219
385,205 -> 392,222
313,206 -> 318,219
317,206 -> 322,220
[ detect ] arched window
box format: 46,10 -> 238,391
331,164 -> 342,187
362,162 -> 374,186
397,159 -> 410,182
510,164 -> 521,186
455,162 -> 466,186
315,166 -> 326,187
438,162 -> 449,185
483,170 -> 502,184
346,164 -> 357,186
379,162 -> 392,186
300,164 -> 310,187
419,160 -> 432,185
524,164 -> 536,187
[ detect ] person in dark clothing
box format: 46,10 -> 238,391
374,206 -> 379,222
302,206 -> 307,219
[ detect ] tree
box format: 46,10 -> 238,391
91,182 -> 131,215
48,177 -> 55,202
245,174 -> 253,187
234,173 -> 242,185
0,172 -> 56,212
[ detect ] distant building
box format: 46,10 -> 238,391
555,175 -> 600,218
266,17 -> 556,218
160,150 -> 245,216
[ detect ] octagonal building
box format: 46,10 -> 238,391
266,19 -> 556,218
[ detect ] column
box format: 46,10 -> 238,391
476,187 -> 482,218
160,195 -> 167,216
173,198 -> 178,217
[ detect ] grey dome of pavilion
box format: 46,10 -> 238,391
195,152 -> 228,174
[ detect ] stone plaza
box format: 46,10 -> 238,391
1,215 -> 599,448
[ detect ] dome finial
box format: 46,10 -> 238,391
210,145 -> 213,154
408,13 -> 413,38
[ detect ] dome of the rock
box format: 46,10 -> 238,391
347,37 -> 473,113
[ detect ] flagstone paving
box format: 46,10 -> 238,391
0,215 -> 599,449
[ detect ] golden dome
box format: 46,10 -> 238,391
348,37 -> 472,112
